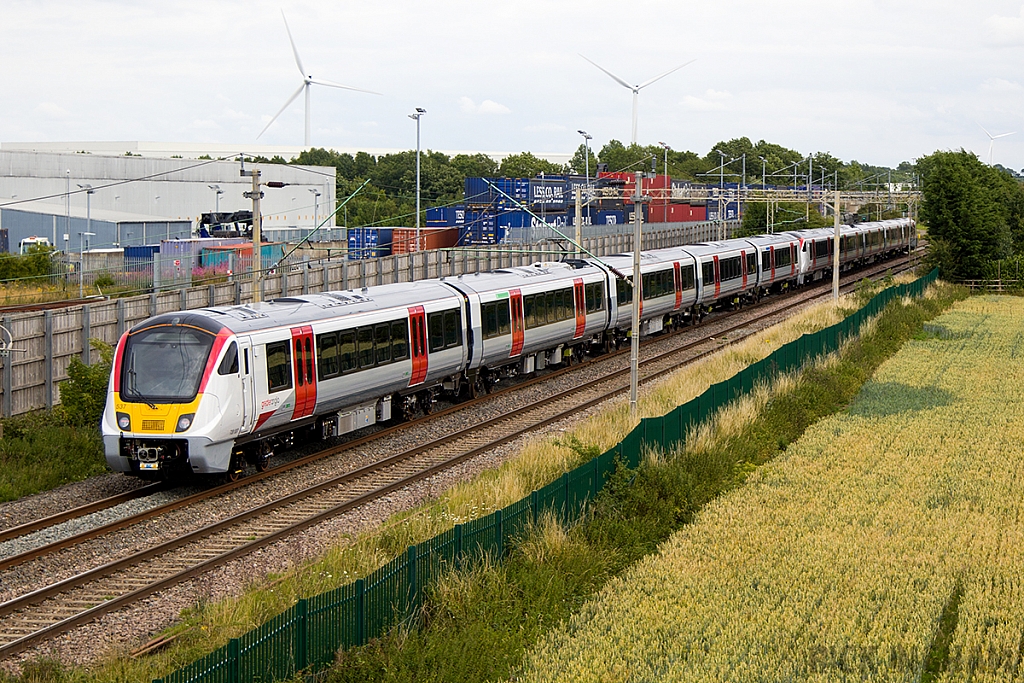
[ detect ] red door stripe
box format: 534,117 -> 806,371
713,256 -> 721,299
573,278 -> 586,339
673,262 -> 682,311
409,306 -> 427,386
510,290 -> 525,357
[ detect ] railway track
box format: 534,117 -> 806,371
0,253 -> 922,659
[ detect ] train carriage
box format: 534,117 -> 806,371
104,282 -> 468,477
742,233 -> 800,295
601,246 -> 699,338
684,240 -> 759,308
443,260 -> 608,383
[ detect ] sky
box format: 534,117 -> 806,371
3,0 -> 1024,170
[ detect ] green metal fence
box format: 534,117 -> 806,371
156,269 -> 938,683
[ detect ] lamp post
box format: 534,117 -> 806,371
409,107 -> 426,251
759,156 -> 766,188
208,184 -> 223,213
309,188 -> 321,239
79,231 -> 95,298
65,170 -> 70,251
577,130 -> 592,182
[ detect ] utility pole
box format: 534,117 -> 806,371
630,170 -> 643,420
833,190 -> 840,301
242,160 -> 264,304
575,186 -> 583,259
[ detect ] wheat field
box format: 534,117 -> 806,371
518,295 -> 1024,682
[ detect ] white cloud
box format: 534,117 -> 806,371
524,123 -> 566,133
980,77 -> 1023,93
34,102 -> 70,119
682,89 -> 732,112
460,96 -> 511,115
986,7 -> 1024,44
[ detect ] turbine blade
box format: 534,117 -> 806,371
995,131 -> 1017,139
281,10 -> 306,77
637,59 -> 696,90
979,123 -> 994,140
579,54 -> 634,90
308,77 -> 382,96
257,82 -> 305,139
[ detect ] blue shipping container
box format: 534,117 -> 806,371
464,178 -> 529,207
426,206 -> 467,227
529,177 -> 567,209
347,228 -> 393,260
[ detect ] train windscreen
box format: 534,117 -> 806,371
120,325 -> 216,403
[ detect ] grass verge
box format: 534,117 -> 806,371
0,411 -> 107,503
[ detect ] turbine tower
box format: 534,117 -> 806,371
580,54 -> 695,145
257,11 -> 381,146
980,125 -> 1016,166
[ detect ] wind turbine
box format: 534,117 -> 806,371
580,54 -> 695,145
980,124 -> 1016,166
257,11 -> 381,147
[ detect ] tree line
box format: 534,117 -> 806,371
250,138 -> 918,230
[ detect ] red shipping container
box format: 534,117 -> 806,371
649,203 -> 707,223
391,228 -> 459,254
597,173 -> 672,204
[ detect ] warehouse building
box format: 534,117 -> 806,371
0,149 -> 338,254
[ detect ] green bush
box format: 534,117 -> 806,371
60,338 -> 113,427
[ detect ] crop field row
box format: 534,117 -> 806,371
520,295 -> 1024,682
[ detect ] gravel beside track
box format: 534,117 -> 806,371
0,261 -> 913,670
0,475 -> 147,531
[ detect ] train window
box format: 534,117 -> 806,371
375,324 -> 392,364
554,289 -> 566,320
562,289 -> 573,320
338,331 -> 356,373
762,251 -> 771,271
747,252 -> 757,274
391,320 -> 409,360
266,340 -> 292,393
305,338 -> 313,384
815,240 -> 830,259
617,279 -> 633,305
218,342 -> 238,375
357,327 -> 375,368
524,295 -> 537,328
679,264 -> 695,291
444,310 -> 461,348
318,332 -> 339,379
532,292 -> 546,323
642,270 -> 672,300
428,312 -> 445,352
585,282 -> 605,313
720,256 -> 742,282
482,300 -> 511,339
294,340 -> 304,387
702,261 -> 715,285
776,247 -> 791,269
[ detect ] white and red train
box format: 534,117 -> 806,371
103,219 -> 916,478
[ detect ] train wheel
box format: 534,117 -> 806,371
225,455 -> 245,483
419,390 -> 434,415
470,374 -> 487,399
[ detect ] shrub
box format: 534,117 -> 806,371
60,338 -> 113,427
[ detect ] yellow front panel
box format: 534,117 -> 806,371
114,393 -> 203,434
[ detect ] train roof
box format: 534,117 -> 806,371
130,280 -> 463,336
441,260 -> 604,294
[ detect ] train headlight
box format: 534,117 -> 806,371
175,413 -> 195,432
116,413 -> 131,431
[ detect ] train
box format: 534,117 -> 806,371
102,218 -> 916,479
